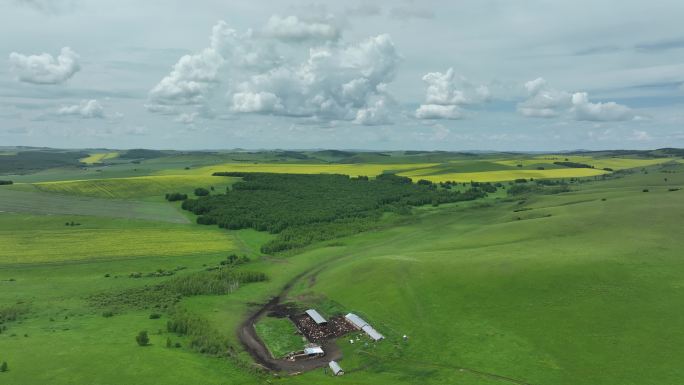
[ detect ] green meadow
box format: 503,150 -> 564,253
1,148 -> 683,385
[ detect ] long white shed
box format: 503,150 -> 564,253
306,309 -> 328,325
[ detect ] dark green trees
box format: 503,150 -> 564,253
136,330 -> 149,346
183,172 -> 487,252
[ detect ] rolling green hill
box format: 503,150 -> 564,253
1,149 -> 682,385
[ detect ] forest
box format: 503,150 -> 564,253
181,172 -> 489,252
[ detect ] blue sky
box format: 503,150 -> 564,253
1,0 -> 683,150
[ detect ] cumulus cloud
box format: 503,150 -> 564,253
231,92 -> 282,113
263,15 -> 340,42
229,33 -> 400,125
149,19 -> 399,126
518,78 -> 634,121
147,24 -> 228,106
415,104 -> 464,120
57,99 -> 104,118
571,92 -> 634,121
9,47 -> 80,84
148,20 -> 281,117
517,77 -> 571,118
354,97 -> 392,125
415,68 -> 489,120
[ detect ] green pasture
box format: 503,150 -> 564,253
1,152 -> 683,385
254,316 -> 304,358
0,214 -> 235,265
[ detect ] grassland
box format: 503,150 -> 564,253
254,317 -> 304,358
1,149 -> 683,385
0,187 -> 189,223
0,214 -> 235,265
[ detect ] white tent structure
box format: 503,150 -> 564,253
329,360 -> 344,376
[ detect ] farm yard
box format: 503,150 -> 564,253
1,148 -> 683,385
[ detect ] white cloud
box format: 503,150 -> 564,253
571,92 -> 634,121
517,77 -> 571,118
57,99 -> 104,118
229,33 -> 400,125
175,112 -> 198,124
415,104 -> 464,120
263,15 -> 340,42
148,23 -> 228,106
9,47 -> 80,84
518,78 -> 634,121
354,97 -> 391,125
415,68 -> 488,120
231,92 -> 282,113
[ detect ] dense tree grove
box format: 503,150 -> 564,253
553,161 -> 594,168
165,192 -> 188,201
182,172 -> 489,252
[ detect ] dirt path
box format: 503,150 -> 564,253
237,266 -> 342,372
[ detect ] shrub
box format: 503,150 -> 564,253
102,310 -> 114,318
0,180 -> 13,185
149,313 -> 161,319
643,189 -> 649,192
136,330 -> 150,346
554,161 -> 594,168
165,192 -> 188,202
0,361 -> 7,372
194,187 -> 210,196
166,337 -> 172,348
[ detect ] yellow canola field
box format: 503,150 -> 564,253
32,175 -> 235,199
0,227 -> 235,264
80,152 -> 120,164
398,168 -> 608,183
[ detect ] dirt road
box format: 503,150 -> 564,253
237,268 -> 342,372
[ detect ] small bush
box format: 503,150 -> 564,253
642,189 -> 649,192
165,192 -> 188,202
149,313 -> 162,319
136,330 -> 150,346
0,361 -> 7,372
102,311 -> 114,318
0,180 -> 13,185
194,187 -> 210,196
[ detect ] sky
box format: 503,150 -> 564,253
1,0 -> 683,151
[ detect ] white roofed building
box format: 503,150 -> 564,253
362,325 -> 384,341
344,313 -> 368,329
329,360 -> 344,376
305,309 -> 328,325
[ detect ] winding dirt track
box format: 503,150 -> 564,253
237,267 -> 341,372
